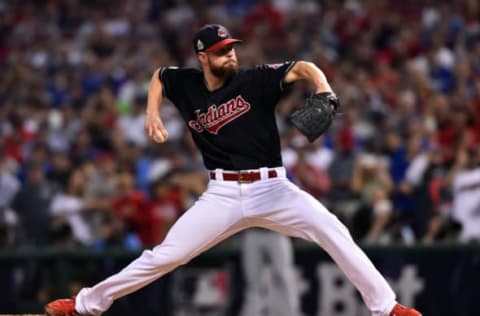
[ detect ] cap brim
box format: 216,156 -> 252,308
206,38 -> 242,52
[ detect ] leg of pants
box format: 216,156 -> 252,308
264,230 -> 298,316
76,182 -> 248,315
244,178 -> 396,316
242,229 -> 298,316
241,229 -> 265,316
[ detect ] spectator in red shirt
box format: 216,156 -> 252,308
110,171 -> 150,246
146,179 -> 183,245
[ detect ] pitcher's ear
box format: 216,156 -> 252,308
197,52 -> 207,64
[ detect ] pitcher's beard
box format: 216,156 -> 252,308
210,62 -> 238,80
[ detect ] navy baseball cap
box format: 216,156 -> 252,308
193,24 -> 242,53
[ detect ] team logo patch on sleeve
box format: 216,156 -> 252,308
265,63 -> 285,69
188,95 -> 251,134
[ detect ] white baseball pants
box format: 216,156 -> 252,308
75,167 -> 396,316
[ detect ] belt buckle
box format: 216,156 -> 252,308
237,171 -> 250,183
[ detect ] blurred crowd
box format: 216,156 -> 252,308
1,0 -> 480,252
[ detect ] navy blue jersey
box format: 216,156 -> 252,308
159,61 -> 296,170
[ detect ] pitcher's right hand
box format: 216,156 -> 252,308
145,113 -> 168,143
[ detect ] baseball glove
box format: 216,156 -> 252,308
289,92 -> 339,142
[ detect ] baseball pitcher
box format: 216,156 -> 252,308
45,24 -> 421,316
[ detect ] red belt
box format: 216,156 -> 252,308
209,170 -> 278,183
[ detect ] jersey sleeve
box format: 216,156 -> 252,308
254,61 -> 296,102
158,66 -> 182,102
